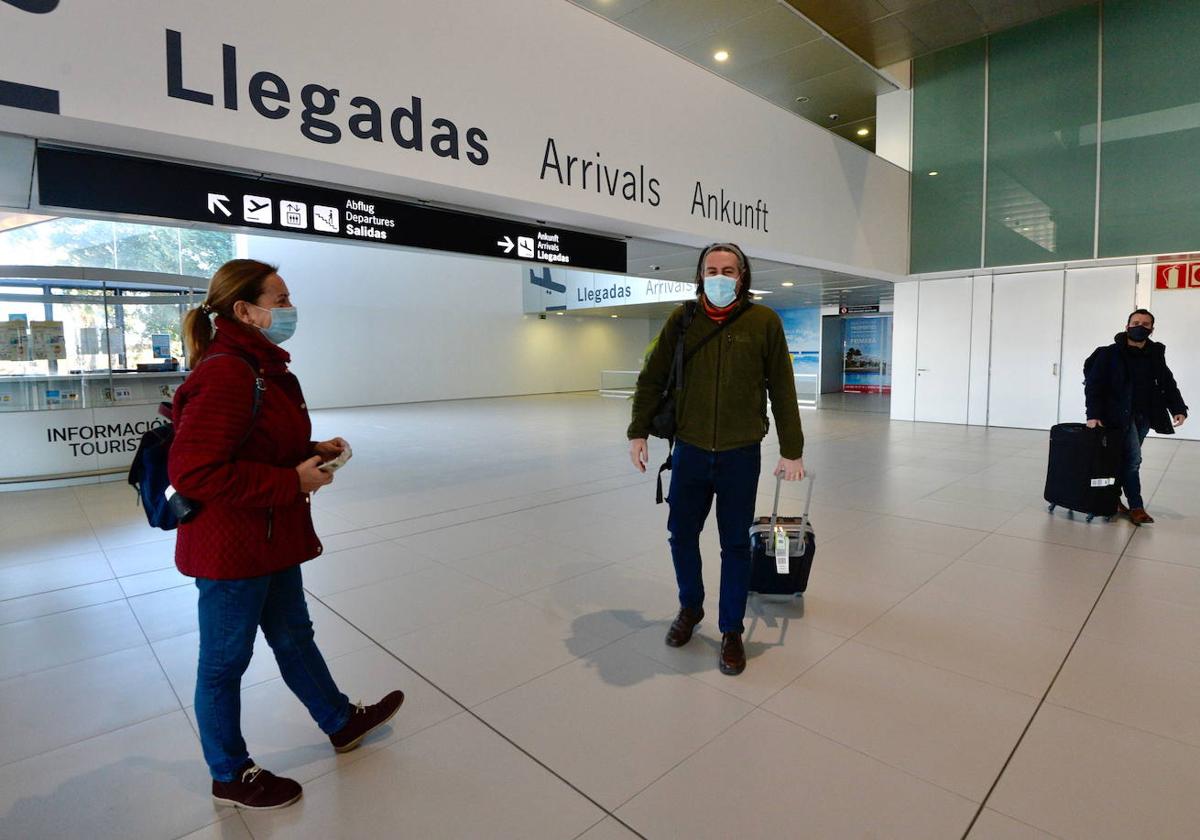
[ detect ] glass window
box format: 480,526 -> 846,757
1099,0 -> 1200,257
985,5 -> 1099,266
911,40 -> 987,274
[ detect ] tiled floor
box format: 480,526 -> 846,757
1,393 -> 1197,839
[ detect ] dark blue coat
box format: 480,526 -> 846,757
1084,333 -> 1188,434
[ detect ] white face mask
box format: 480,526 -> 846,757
705,275 -> 738,308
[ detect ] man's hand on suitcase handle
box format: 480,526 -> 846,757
1086,419 -> 1103,429
775,457 -> 805,481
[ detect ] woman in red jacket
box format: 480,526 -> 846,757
170,259 -> 403,810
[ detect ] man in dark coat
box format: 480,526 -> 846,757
1084,309 -> 1188,524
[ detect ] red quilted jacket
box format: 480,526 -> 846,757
169,316 -> 323,579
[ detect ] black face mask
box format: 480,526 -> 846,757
1127,325 -> 1152,342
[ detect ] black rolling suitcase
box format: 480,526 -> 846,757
749,474 -> 816,596
1044,423 -> 1122,522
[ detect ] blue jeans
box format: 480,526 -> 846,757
667,441 -> 761,634
1122,415 -> 1152,509
195,566 -> 350,782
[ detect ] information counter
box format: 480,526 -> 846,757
0,265 -> 202,485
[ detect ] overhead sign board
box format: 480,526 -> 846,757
523,266 -> 695,313
35,147 -> 627,273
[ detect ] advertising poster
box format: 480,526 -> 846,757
0,320 -> 28,362
777,307 -> 821,375
151,334 -> 172,359
30,321 -> 67,361
843,315 -> 893,394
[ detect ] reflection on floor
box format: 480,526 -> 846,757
1,394 -> 1198,839
819,390 -> 892,414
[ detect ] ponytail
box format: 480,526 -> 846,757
184,259 -> 278,367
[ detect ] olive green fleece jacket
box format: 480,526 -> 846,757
627,301 -> 805,459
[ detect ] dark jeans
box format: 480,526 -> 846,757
1122,415 -> 1152,509
195,565 -> 350,782
667,440 -> 761,634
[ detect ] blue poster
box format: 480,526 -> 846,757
776,307 -> 821,375
843,315 -> 893,393
151,334 -> 172,359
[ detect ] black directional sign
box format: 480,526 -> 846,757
36,147 -> 627,273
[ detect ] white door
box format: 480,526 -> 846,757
1149,276 -> 1200,441
915,277 -> 973,424
988,270 -> 1065,429
1059,266 -> 1137,424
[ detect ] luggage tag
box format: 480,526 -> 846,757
774,527 -> 790,574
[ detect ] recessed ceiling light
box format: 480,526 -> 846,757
611,314 -> 619,318
856,128 -> 870,137
753,296 -> 763,301
795,96 -> 810,103
928,171 -> 940,176
781,281 -> 795,287
713,50 -> 730,62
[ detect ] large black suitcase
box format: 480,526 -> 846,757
1044,423 -> 1122,522
749,474 -> 816,596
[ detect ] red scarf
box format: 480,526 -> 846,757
702,296 -> 739,324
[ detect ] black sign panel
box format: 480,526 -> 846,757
839,304 -> 880,315
36,147 -> 627,273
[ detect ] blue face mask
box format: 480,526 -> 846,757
705,275 -> 738,308
253,305 -> 298,345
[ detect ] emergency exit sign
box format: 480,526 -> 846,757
1155,255 -> 1200,289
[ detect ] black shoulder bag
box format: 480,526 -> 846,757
650,302 -> 749,504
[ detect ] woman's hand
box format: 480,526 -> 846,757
297,456 -> 334,494
315,437 -> 348,462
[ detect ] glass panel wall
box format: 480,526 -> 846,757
911,40 -> 987,274
985,5 -> 1099,266
1099,0 -> 1200,257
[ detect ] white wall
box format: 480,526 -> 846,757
1147,280 -> 1200,441
1,0 -> 909,279
242,236 -> 651,409
875,89 -> 912,172
966,275 -> 992,425
890,281 -> 919,421
894,262 -> 1199,439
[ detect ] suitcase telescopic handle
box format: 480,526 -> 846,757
770,471 -> 816,532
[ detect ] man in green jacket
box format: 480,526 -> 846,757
628,242 -> 805,676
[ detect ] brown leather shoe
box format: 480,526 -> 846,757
719,632 -> 746,676
1118,502 -> 1130,517
212,762 -> 302,810
1130,508 -> 1155,525
330,690 -> 405,753
665,607 -> 704,648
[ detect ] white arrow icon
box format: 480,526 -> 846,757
207,194 -> 231,218
498,236 -> 514,254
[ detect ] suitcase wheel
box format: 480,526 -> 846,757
1086,514 -> 1095,523
1067,509 -> 1075,518
1047,504 -> 1056,514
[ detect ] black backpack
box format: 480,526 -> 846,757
128,354 -> 264,530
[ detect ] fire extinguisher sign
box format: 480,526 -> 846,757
1155,256 -> 1200,290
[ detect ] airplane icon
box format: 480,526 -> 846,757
529,267 -> 565,294
243,195 -> 273,225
